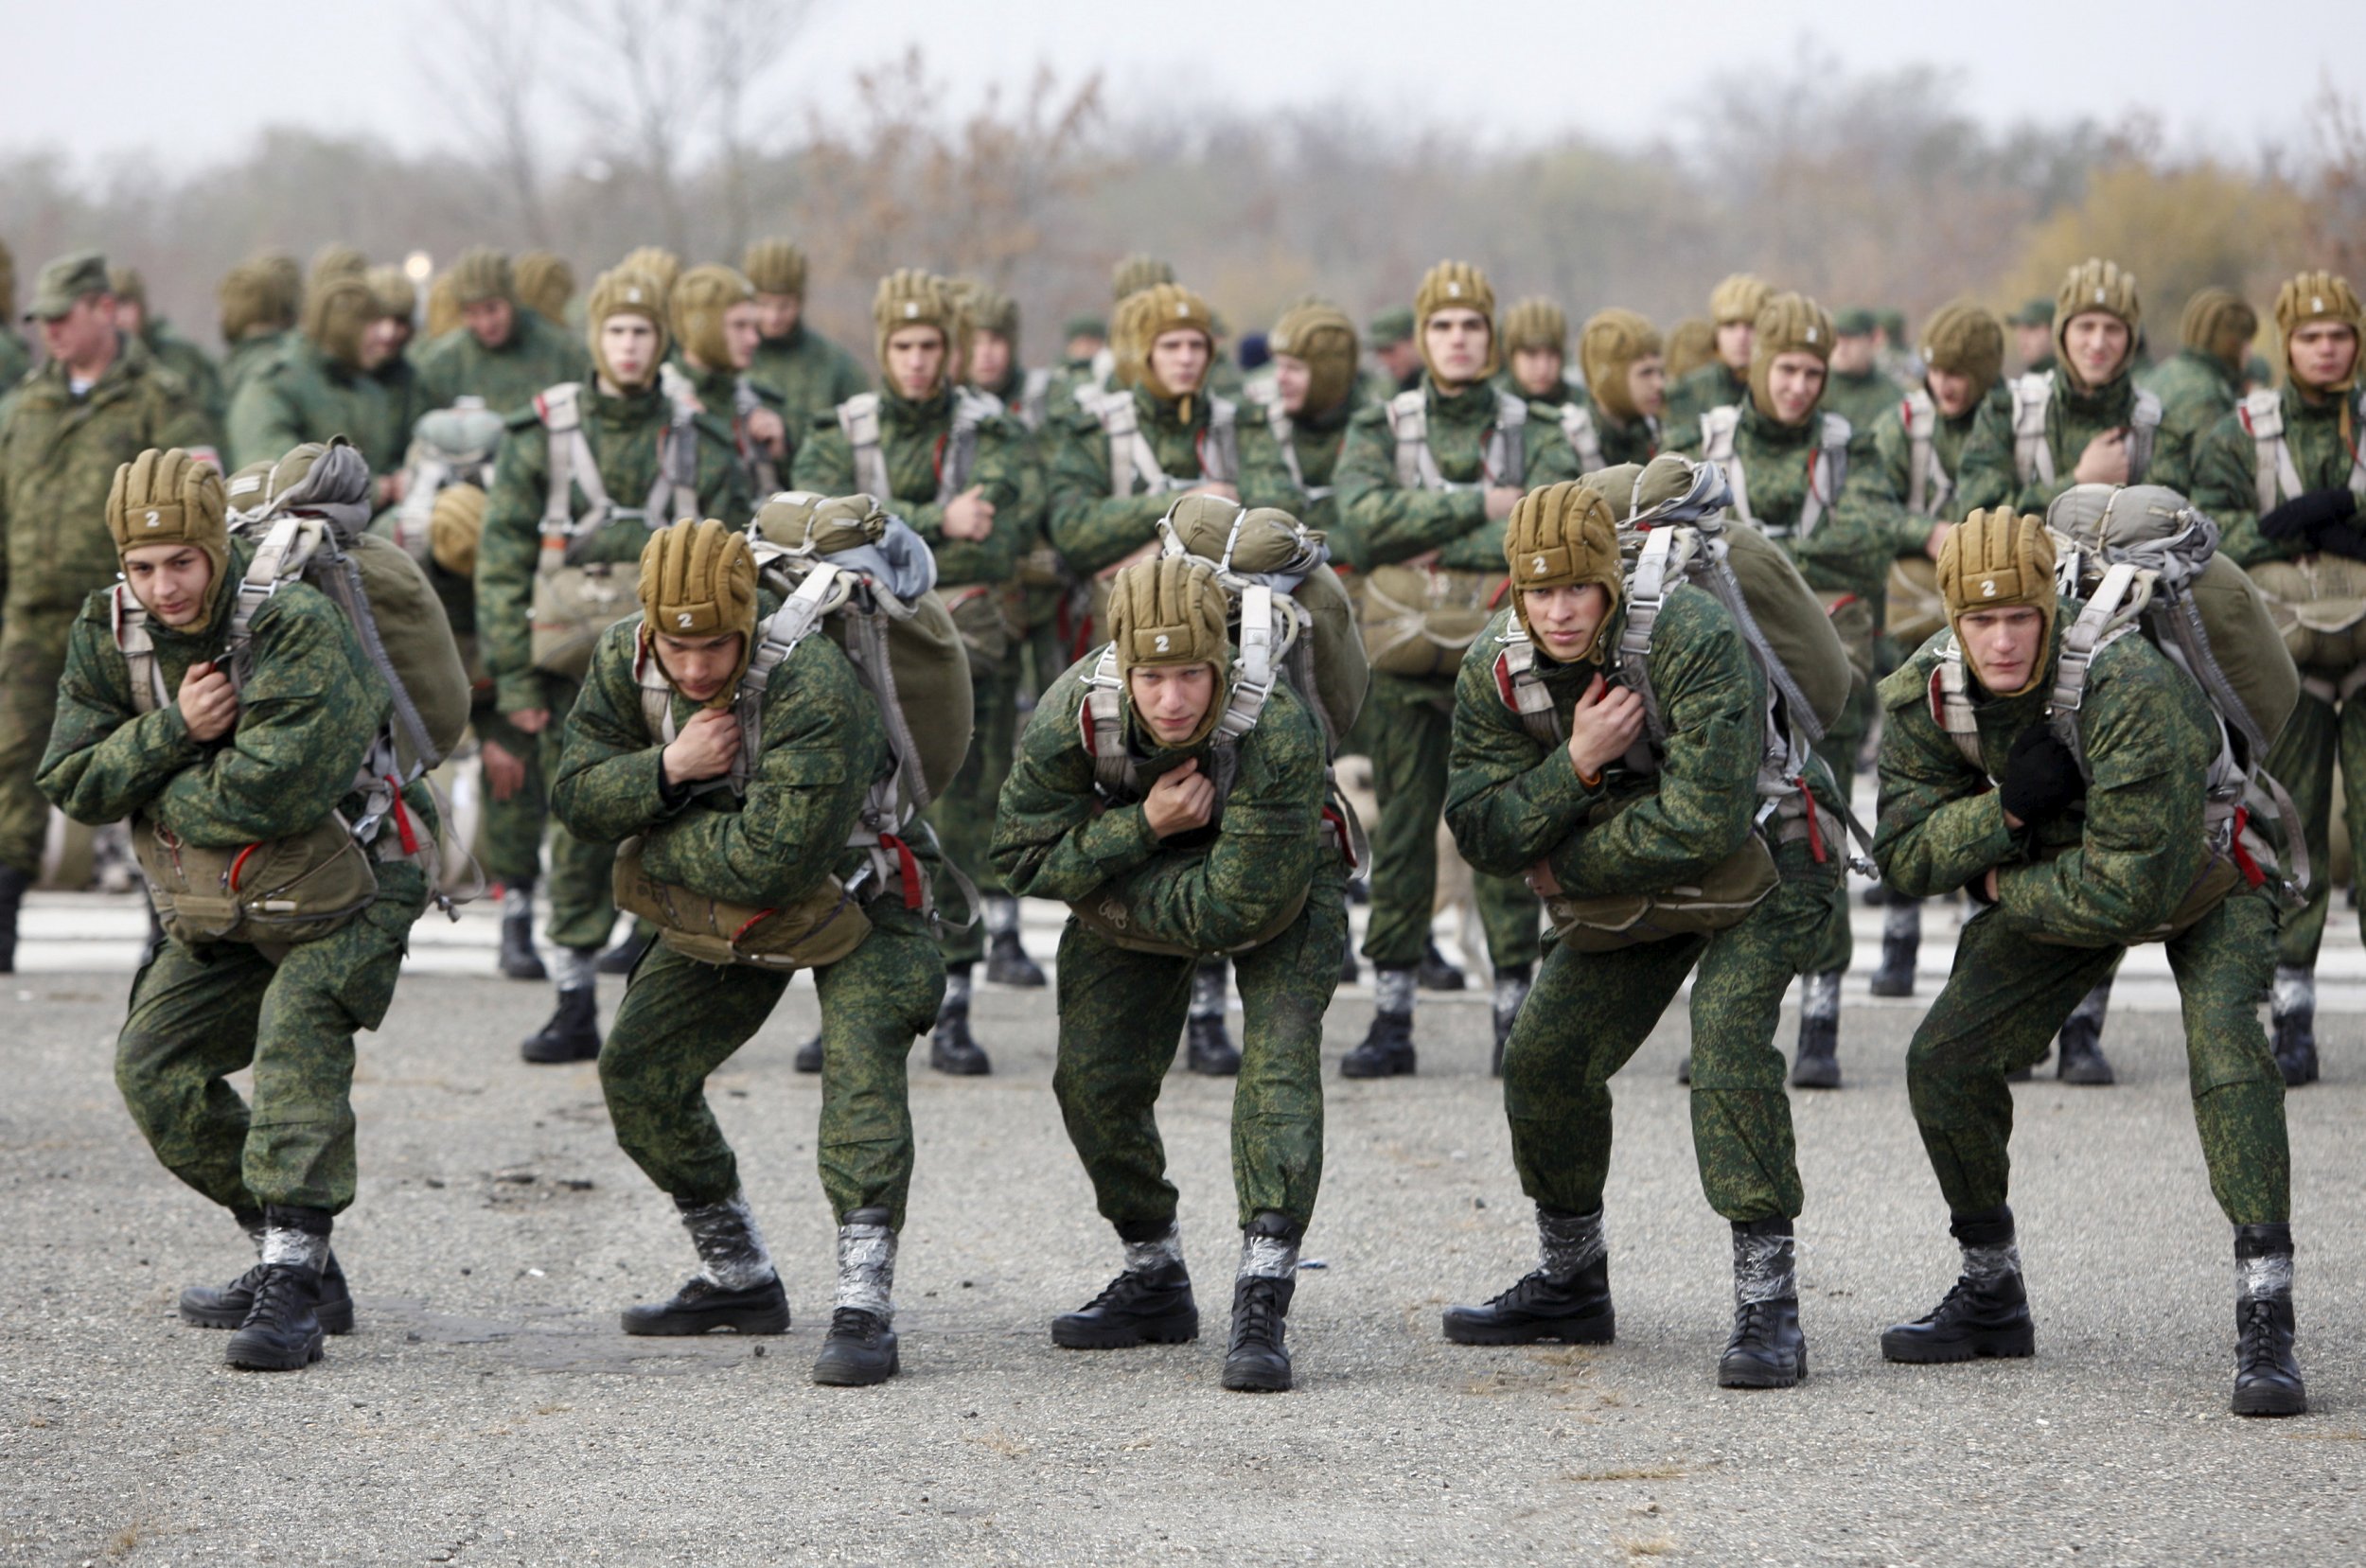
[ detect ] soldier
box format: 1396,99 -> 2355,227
959,280 -> 1055,431
1500,297 -> 1595,460
793,270 -> 1041,1075
226,273 -> 402,475
1333,260 -> 1579,1076
515,253 -> 576,329
364,265 -> 430,473
40,447 -> 438,1370
1677,291 -> 1897,1087
1956,259 -> 2190,1085
993,554 -> 1348,1392
665,264 -> 791,496
1664,317 -> 1717,387
1367,307 -> 1421,398
477,267 -> 750,1063
1666,273 -> 1772,429
415,248 -> 592,420
0,253 -> 217,970
1861,300 -> 2009,997
550,518 -> 939,1385
1575,309 -> 1665,469
1262,301 -> 1368,547
218,254 -> 301,407
1061,316 -> 1107,378
741,238 -> 870,432
109,265 -> 226,426
0,242 -> 28,391
1439,473 -> 1844,1387
1874,308 -> 1919,386
2008,298 -> 2057,377
1823,309 -> 1902,433
2192,271 -> 2366,1085
2144,287 -> 2257,470
1872,509 -> 2304,1418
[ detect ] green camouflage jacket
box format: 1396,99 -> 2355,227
1874,611 -> 2212,944
226,338 -> 404,473
1665,361 -> 1747,430
223,329 -> 294,408
0,327 -> 28,398
1865,382 -> 2011,550
2141,347 -> 2246,472
141,320 -> 226,426
1822,366 -> 1905,436
1673,399 -> 1898,606
476,381 -> 751,713
1333,376 -> 1580,575
1955,366 -> 2193,518
791,385 -> 1033,588
415,310 -> 592,421
669,355 -> 791,493
748,322 -> 870,433
1264,383 -> 1368,558
991,653 -> 1330,952
550,611 -> 889,905
2193,381 -> 2366,568
0,334 -> 217,624
1046,385 -> 1304,576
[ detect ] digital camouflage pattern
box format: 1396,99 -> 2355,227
1864,383 -> 2011,544
671,355 -> 790,492
415,308 -> 592,420
993,654 -> 1341,1229
1822,365 -> 1904,436
225,338 -> 405,473
139,319 -> 226,427
1573,385 -> 1664,471
1270,380 -> 1370,554
2141,347 -> 2247,474
552,612 -> 940,1227
1665,360 -> 1747,431
1954,365 -> 2193,518
749,321 -> 870,435
0,334 -> 217,876
1044,384 -> 1305,577
0,327 -> 28,397
1875,609 -> 2287,1224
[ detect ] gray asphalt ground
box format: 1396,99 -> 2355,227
7,927 -> 2365,1565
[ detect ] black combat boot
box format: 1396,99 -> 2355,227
2270,965 -> 2319,1087
1417,936 -> 1466,992
1052,1222 -> 1199,1348
181,1210 -> 355,1334
224,1207 -> 333,1370
623,1191 -> 790,1335
521,979 -> 601,1064
1443,1207 -> 1616,1346
929,966 -> 991,1075
1719,1219 -> 1807,1388
2232,1224 -> 2305,1417
1222,1213 -> 1301,1391
793,1033 -> 824,1073
1186,960 -> 1240,1076
1792,972 -> 1843,1088
1342,965 -> 1417,1078
1880,1206 -> 2037,1363
1869,898 -> 1919,997
495,878 -> 547,981
0,862 -> 28,974
1338,945 -> 1360,985
982,895 -> 1046,988
812,1208 -> 900,1386
596,923 -> 654,976
2055,978 -> 2116,1084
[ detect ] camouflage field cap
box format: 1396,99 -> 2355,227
26,251 -> 109,322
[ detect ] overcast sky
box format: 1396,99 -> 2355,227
6,0 -> 2357,172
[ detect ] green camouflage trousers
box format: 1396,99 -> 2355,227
473,702 -> 550,889
1804,603 -> 1876,978
1504,838 -> 1837,1223
2266,687 -> 2366,968
1907,886 -> 2287,1224
1052,867 -> 1347,1232
597,895 -> 944,1228
1364,673 -> 1540,970
533,673 -> 620,951
113,859 -> 429,1216
928,659 -> 1018,965
0,608 -> 74,877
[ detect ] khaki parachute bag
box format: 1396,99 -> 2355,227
1358,387 -> 1527,678
2235,386 -> 2366,680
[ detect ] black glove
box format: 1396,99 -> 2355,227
2315,519 -> 2366,562
2258,485 -> 2358,542
1998,724 -> 2084,825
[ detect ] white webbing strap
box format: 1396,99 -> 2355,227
1492,627 -> 1563,748
1700,407 -> 1751,523
2128,389 -> 2163,483
2241,388 -> 2302,514
1389,387 -> 1522,493
1902,389 -> 1952,516
113,586 -> 169,715
1792,414 -> 1850,539
1931,641 -> 1986,772
2011,373 -> 2055,488
1561,402 -> 1605,474
838,394 -> 890,502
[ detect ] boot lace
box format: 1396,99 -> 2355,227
244,1264 -> 310,1327
1079,1269 -> 1167,1314
828,1307 -> 882,1346
2235,1299 -> 2290,1376
1232,1280 -> 1284,1349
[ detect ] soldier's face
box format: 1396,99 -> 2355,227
654,630 -> 746,704
362,315 -> 406,372
1149,330 -> 1210,396
41,293 -> 117,366
1927,365 -> 1976,418
1626,354 -> 1667,417
1765,353 -> 1827,424
1959,605 -> 2044,696
969,330 -> 1013,388
121,544 -> 215,629
2062,312 -> 2129,386
463,297 -> 515,350
721,302 -> 762,371
1424,309 -> 1490,385
886,326 -> 947,398
599,315 -> 661,386
1274,355 -> 1313,414
1128,663 -> 1218,745
2288,322 -> 2359,393
1522,583 -> 1612,663
755,292 -> 802,339
1510,346 -> 1563,399
1716,321 -> 1755,372
2014,323 -> 2052,367
1829,335 -> 1876,375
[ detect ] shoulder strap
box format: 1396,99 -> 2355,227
1560,402 -> 1604,473
1491,625 -> 1563,748
2128,389 -> 2163,483
2048,561 -> 2145,781
1614,525 -> 1681,747
1902,389 -> 1949,515
1491,388 -> 1527,486
533,382 -> 616,550
2010,373 -> 2055,487
1700,406 -> 1750,521
1264,400 -> 1309,495
1205,397 -> 1239,485
1208,581 -> 1273,748
1795,414 -> 1850,538
1388,390 -> 1435,490
1930,640 -> 1987,772
1021,367 -> 1052,431
111,585 -> 169,714
1079,643 -> 1134,795
1098,395 -> 1155,499
2240,387 -> 2294,514
939,389 -> 996,502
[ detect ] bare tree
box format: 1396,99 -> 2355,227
416,0 -> 558,246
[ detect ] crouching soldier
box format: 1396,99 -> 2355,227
1874,509 -> 2303,1416
548,519 -> 942,1386
992,555 -> 1349,1392
40,449 -> 436,1370
1439,475 -> 1844,1388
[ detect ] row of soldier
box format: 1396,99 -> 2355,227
3,238 -> 2357,1414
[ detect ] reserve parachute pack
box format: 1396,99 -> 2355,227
2237,387 -> 2366,681
618,492 -> 975,968
389,401 -> 506,565
119,440 -> 478,945
2007,372 -> 2162,487
1492,458 -> 1863,950
1357,387 -> 1529,678
529,381 -> 699,681
1931,483 -> 2305,938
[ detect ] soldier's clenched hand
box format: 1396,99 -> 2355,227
944,484 -> 998,541
2071,428 -> 2131,486
176,661 -> 238,743
1565,674 -> 1644,779
662,708 -> 740,785
1142,759 -> 1215,837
